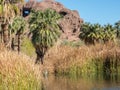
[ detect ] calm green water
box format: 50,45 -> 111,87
41,74 -> 120,90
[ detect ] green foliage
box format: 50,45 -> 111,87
56,57 -> 120,80
0,1 -> 24,46
0,0 -> 24,4
80,23 -> 102,44
10,16 -> 26,35
21,37 -> 35,57
103,24 -> 116,42
29,9 -> 61,49
0,0 -> 23,24
80,22 -> 116,44
0,4 -> 3,14
0,70 -> 41,90
61,40 -> 85,47
115,20 -> 120,38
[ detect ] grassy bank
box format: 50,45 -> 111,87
46,43 -> 120,79
0,45 -> 41,90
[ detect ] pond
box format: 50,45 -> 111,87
41,74 -> 120,90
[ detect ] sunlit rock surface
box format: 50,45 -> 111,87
23,0 -> 83,41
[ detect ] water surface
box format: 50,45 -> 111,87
41,74 -> 120,90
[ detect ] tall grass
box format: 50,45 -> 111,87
45,42 -> 120,79
21,37 -> 36,57
0,45 -> 41,90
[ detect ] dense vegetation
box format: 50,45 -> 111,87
0,45 -> 41,90
80,22 -> 120,44
53,43 -> 120,79
0,0 -> 120,89
29,9 -> 61,64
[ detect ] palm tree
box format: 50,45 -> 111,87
115,20 -> 120,38
29,9 -> 61,64
80,22 -> 92,44
88,23 -> 102,44
10,16 -> 26,53
80,23 -> 102,44
103,24 -> 116,43
80,22 -> 116,44
0,0 -> 24,47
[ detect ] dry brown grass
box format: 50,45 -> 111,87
0,45 -> 41,89
0,42 -> 119,89
45,42 -> 120,74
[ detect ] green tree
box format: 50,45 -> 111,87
79,22 -> 92,44
103,24 -> 116,43
80,22 -> 116,44
0,0 -> 24,47
115,20 -> 120,38
10,16 -> 26,53
88,23 -> 103,44
80,23 -> 103,44
29,9 -> 61,64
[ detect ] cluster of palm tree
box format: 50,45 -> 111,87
0,0 -> 25,49
0,0 -> 62,64
10,16 -> 26,52
1,0 -> 120,65
80,21 -> 120,44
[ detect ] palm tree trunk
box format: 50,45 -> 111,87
9,28 -> 12,49
35,54 -> 40,64
41,56 -> 44,64
0,31 -> 2,43
18,34 -> 21,53
1,24 -> 9,46
11,37 -> 15,50
35,49 -> 46,64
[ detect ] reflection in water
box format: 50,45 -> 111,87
41,74 -> 120,90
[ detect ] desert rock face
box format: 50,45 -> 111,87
24,0 -> 83,41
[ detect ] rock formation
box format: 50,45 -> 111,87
24,0 -> 83,41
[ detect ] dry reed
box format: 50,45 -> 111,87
0,44 -> 41,90
45,43 -> 120,75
